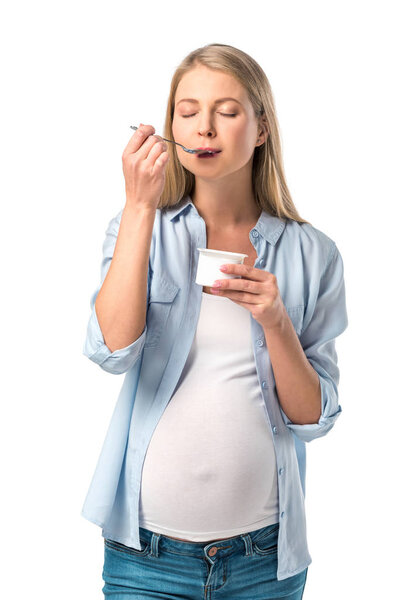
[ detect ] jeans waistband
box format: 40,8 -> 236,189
138,521 -> 279,559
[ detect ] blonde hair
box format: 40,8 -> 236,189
159,43 -> 310,225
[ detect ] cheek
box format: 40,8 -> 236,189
172,117 -> 182,136
171,122 -> 185,153
232,137 -> 254,162
230,123 -> 253,148
173,123 -> 191,154
172,116 -> 186,132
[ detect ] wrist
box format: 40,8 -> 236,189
262,303 -> 288,334
123,202 -> 157,217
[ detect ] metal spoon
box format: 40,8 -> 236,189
129,125 -> 213,154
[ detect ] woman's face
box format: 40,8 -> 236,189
172,65 -> 263,180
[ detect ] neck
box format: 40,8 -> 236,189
191,170 -> 261,230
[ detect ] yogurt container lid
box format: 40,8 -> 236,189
197,248 -> 248,259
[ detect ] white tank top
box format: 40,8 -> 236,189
139,291 -> 280,541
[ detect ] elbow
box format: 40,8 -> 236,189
279,388 -> 343,443
83,338 -> 145,375
83,314 -> 147,375
97,352 -> 143,375
283,409 -> 342,443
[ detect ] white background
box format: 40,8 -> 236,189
1,1 -> 399,598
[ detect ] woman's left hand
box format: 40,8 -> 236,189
211,263 -> 286,331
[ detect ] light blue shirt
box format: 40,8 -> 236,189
81,194 -> 348,581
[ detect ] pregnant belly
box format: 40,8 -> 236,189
139,385 -> 279,533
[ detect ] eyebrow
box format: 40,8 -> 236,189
176,97 -> 243,107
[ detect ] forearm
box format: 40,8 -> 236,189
95,203 -> 155,352
263,310 -> 321,425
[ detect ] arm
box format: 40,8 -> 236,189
263,313 -> 322,426
275,243 -> 348,442
82,204 -> 155,374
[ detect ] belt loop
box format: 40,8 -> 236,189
149,532 -> 160,557
240,533 -> 254,556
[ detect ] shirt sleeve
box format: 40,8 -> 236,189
279,242 -> 348,442
82,210 -> 151,375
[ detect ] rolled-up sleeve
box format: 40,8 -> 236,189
280,242 -> 348,442
82,210 -> 150,375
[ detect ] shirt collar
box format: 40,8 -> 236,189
165,194 -> 286,246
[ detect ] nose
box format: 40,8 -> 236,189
198,118 -> 216,138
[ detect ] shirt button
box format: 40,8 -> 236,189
281,511 -> 285,518
259,259 -> 264,266
208,547 -> 218,556
262,381 -> 267,388
279,468 -> 284,475
256,339 -> 264,347
273,426 -> 278,434
251,229 -> 259,238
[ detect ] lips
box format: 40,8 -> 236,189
196,147 -> 222,157
197,152 -> 221,159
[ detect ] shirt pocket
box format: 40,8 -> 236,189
144,274 -> 180,348
285,304 -> 304,336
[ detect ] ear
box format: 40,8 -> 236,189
257,120 -> 269,146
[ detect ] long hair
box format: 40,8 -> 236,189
159,43 -> 310,225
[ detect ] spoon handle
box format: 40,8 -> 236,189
129,125 -> 199,154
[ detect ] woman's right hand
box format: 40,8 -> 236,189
122,123 -> 170,211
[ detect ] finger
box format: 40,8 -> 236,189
151,149 -> 170,173
211,288 -> 261,303
228,298 -> 255,310
146,138 -> 168,163
212,278 -> 257,294
219,263 -> 269,281
123,124 -> 156,156
127,132 -> 165,163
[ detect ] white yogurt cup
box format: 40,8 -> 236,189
196,248 -> 248,287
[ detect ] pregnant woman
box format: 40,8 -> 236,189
81,43 -> 348,599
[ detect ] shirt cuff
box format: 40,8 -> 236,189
279,371 -> 343,443
83,303 -> 147,374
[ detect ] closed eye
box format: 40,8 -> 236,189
181,113 -> 237,118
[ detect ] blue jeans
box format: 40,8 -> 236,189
102,522 -> 308,599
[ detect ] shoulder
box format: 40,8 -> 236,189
283,218 -> 337,269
